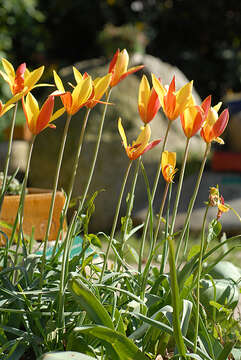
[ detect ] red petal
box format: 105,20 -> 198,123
109,49 -> 119,74
140,139 -> 161,156
213,108 -> 229,138
119,65 -> 145,83
61,92 -> 72,113
146,88 -> 161,123
36,96 -> 54,134
201,95 -> 211,118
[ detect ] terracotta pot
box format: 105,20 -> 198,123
0,188 -> 66,245
4,123 -> 32,142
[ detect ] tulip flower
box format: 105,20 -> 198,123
0,100 -> 15,118
161,151 -> 178,183
180,95 -> 211,138
109,49 -> 144,87
138,75 -> 161,124
0,58 -> 45,106
22,93 -> 65,135
72,67 -> 112,109
209,186 -> 229,220
200,101 -> 229,144
152,74 -> 193,121
53,70 -> 92,115
118,118 -> 161,160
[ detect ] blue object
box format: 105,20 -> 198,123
36,236 -> 94,260
226,99 -> 241,115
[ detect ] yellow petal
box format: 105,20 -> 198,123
93,73 -> 112,99
25,92 -> 39,127
116,49 -> 129,75
161,150 -> 176,169
218,203 -> 229,213
118,117 -> 127,149
134,124 -> 151,148
1,58 -> 15,83
73,66 -> 83,84
138,75 -> 150,120
24,66 -> 44,90
0,70 -> 11,85
175,80 -> 193,113
214,136 -> 224,144
24,68 -> 30,78
72,76 -> 92,107
0,103 -> 15,117
151,73 -> 165,107
4,88 -> 27,107
53,70 -> 65,92
50,107 -> 66,122
213,102 -> 222,113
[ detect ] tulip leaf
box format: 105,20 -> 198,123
68,276 -> 114,330
73,325 -> 147,360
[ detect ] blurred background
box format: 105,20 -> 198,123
1,0 -> 241,102
1,0 -> 241,234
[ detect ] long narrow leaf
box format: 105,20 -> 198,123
73,325 -> 147,360
131,312 -> 213,360
68,276 -> 114,329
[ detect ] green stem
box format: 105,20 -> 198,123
77,89 -> 112,217
168,235 -> 186,358
51,108 -> 91,260
138,119 -> 172,273
159,182 -> 172,275
141,182 -> 169,300
100,160 -> 132,282
117,157 -> 140,270
58,211 -> 77,334
0,102 -> 18,199
170,137 -> 190,235
40,113 -> 72,288
193,204 -> 209,353
14,135 -> 36,267
153,182 -> 169,254
175,142 -> 211,263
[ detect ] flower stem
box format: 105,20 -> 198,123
100,160 -> 132,282
168,235 -> 186,358
40,113 -> 72,288
138,119 -> 172,273
0,102 -> 18,199
117,157 -> 140,271
77,89 -> 112,217
175,142 -> 211,264
193,204 -> 209,353
51,108 -> 91,260
153,182 -> 169,251
14,135 -> 36,267
170,137 -> 190,235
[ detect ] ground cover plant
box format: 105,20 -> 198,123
0,49 -> 241,360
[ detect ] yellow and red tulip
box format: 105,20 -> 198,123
22,93 -> 65,135
161,151 -> 178,183
0,58 -> 45,106
72,67 -> 112,109
109,49 -> 144,88
209,186 -> 229,220
138,75 -> 161,124
152,74 -> 193,121
118,118 -> 161,160
53,70 -> 92,115
180,95 -> 211,138
200,102 -> 229,144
